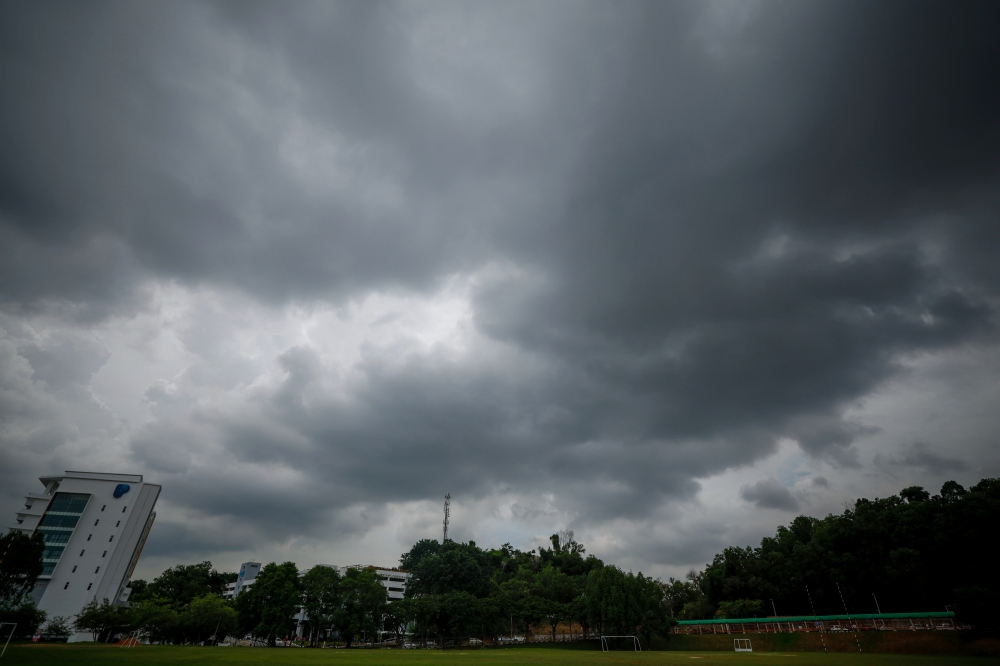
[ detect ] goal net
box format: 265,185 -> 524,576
600,636 -> 641,652
734,638 -> 752,652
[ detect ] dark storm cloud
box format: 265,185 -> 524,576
876,442 -> 972,475
2,1 -> 1000,562
740,478 -> 800,511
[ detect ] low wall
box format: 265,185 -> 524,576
651,631 -> 999,656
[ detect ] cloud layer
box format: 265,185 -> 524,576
2,0 -> 999,579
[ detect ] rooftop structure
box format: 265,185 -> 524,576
674,611 -> 967,634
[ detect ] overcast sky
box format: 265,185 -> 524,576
2,0 -> 999,581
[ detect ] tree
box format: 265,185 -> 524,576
73,598 -> 124,642
438,591 -> 480,639
716,598 -> 763,619
0,600 -> 47,639
406,540 -> 491,598
0,531 -> 44,605
250,562 -> 301,646
131,597 -> 179,644
566,595 -> 590,638
541,599 -> 565,642
400,539 -> 441,571
634,573 -> 672,647
334,567 -> 387,647
146,562 -> 233,607
409,594 -> 439,647
301,565 -> 342,645
180,594 -> 236,644
383,598 -> 413,645
127,579 -> 150,604
43,615 -> 72,639
234,584 -> 261,639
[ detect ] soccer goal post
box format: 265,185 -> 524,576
600,636 -> 641,652
734,638 -> 752,652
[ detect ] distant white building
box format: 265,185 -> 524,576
223,561 -> 261,600
324,564 -> 412,601
9,471 -> 160,642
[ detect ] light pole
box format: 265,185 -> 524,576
872,594 -> 882,615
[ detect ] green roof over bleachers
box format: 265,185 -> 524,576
677,611 -> 955,626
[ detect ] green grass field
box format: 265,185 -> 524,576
2,643 -> 996,666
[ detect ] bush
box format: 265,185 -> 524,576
0,601 -> 47,638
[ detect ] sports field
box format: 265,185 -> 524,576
1,644 -> 994,666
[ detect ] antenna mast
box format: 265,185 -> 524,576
442,493 -> 451,542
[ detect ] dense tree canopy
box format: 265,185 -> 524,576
131,561 -> 235,607
669,478 -> 1000,629
399,531 -> 669,646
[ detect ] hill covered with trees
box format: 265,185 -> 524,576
664,478 -> 999,629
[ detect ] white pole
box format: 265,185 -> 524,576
1,623 -> 16,658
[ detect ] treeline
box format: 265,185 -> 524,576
663,478 -> 1000,629
392,532 -> 672,645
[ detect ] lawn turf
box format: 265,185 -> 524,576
2,643 -> 997,666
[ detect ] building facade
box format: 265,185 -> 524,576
9,471 -> 160,642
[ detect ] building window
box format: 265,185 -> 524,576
64,582 -> 69,589
72,566 -> 77,573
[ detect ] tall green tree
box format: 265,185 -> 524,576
634,573 -> 672,647
250,562 -> 302,646
301,565 -> 342,645
333,567 -> 387,647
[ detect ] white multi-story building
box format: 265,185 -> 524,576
223,561 -> 261,599
324,564 -> 411,600
9,471 -> 160,642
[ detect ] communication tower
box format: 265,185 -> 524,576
443,493 -> 451,542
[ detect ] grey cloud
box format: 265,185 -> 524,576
740,478 -> 800,511
879,442 -> 971,475
2,1 -> 1000,570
